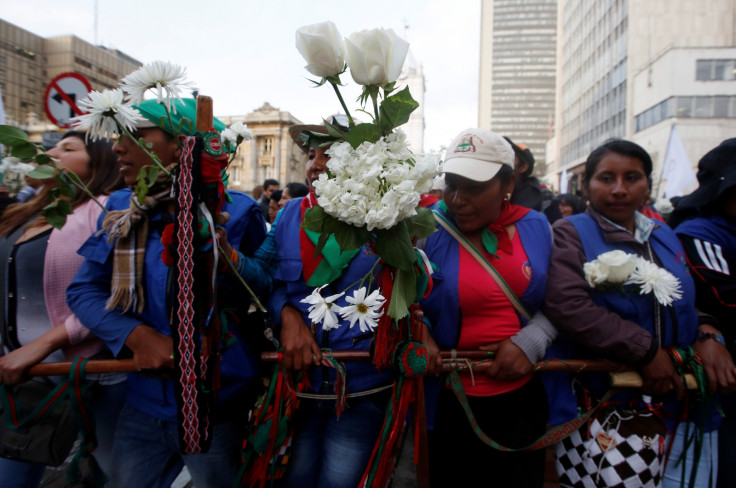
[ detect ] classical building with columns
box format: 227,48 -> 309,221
219,102 -> 308,195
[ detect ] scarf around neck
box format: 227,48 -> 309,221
299,191 -> 360,287
439,200 -> 530,256
100,179 -> 175,314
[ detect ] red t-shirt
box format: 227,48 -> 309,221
457,229 -> 532,396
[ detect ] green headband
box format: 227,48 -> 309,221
134,98 -> 227,136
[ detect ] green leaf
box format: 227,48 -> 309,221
27,165 -> 57,179
301,205 -> 327,233
145,165 -> 159,187
343,123 -> 381,149
378,86 -> 418,134
0,125 -> 29,146
10,142 -> 38,159
387,267 -> 416,320
406,207 -> 437,240
57,199 -> 73,215
324,120 -> 347,139
374,222 -> 416,271
134,166 -> 150,204
63,169 -> 84,187
324,218 -> 368,252
41,201 -> 71,229
58,184 -> 77,198
34,153 -> 53,165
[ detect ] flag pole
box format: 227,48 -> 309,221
655,122 -> 676,199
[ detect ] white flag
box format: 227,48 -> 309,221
662,126 -> 697,198
559,167 -> 569,194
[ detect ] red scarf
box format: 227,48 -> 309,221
486,202 -> 530,255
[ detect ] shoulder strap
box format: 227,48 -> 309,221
432,211 -> 531,320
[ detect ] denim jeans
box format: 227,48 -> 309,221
0,457 -> 45,488
279,390 -> 391,488
663,422 -> 718,488
110,404 -> 241,488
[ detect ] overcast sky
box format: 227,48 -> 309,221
3,0 -> 481,152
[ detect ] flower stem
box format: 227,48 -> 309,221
119,125 -> 172,176
331,82 -> 355,127
371,92 -> 380,126
162,104 -> 183,150
217,243 -> 266,313
58,167 -> 108,214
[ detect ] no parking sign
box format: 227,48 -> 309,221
43,72 -> 92,128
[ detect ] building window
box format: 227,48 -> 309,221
696,59 -> 736,81
635,95 -> 736,132
259,137 -> 274,156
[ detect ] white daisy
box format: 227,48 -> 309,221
300,285 -> 344,331
72,89 -> 143,141
625,257 -> 683,306
339,287 -> 385,333
120,60 -> 193,113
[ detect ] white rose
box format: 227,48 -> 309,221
344,28 -> 410,87
295,21 -> 345,78
583,261 -> 609,287
596,250 -> 637,283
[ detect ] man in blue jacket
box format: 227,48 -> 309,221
67,100 -> 268,488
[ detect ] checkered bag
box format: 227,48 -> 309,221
555,404 -> 667,488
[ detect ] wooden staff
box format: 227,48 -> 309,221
27,353 -> 696,390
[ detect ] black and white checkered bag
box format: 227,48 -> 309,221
555,404 -> 667,488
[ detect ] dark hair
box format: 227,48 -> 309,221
263,178 -> 280,189
496,165 -> 514,186
558,193 -> 586,214
285,182 -> 309,199
270,189 -> 283,203
583,139 -> 653,188
0,131 -> 121,236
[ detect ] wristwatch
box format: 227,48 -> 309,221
697,331 -> 726,346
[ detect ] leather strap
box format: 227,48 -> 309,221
432,211 -> 531,320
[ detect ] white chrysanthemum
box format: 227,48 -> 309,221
72,89 -> 143,141
300,285 -> 344,331
315,136 -> 440,231
625,257 -> 683,306
120,60 -> 193,113
339,288 -> 385,333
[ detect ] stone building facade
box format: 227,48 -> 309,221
219,103 -> 307,195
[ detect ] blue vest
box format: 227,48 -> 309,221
547,214 -> 704,427
273,198 -> 393,393
420,209 -> 551,428
421,209 -> 551,348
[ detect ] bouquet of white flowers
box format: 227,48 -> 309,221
584,250 -> 683,306
295,21 -> 440,323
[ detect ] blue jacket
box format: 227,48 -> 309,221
271,198 -> 393,393
420,208 -> 552,427
67,188 -> 267,422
